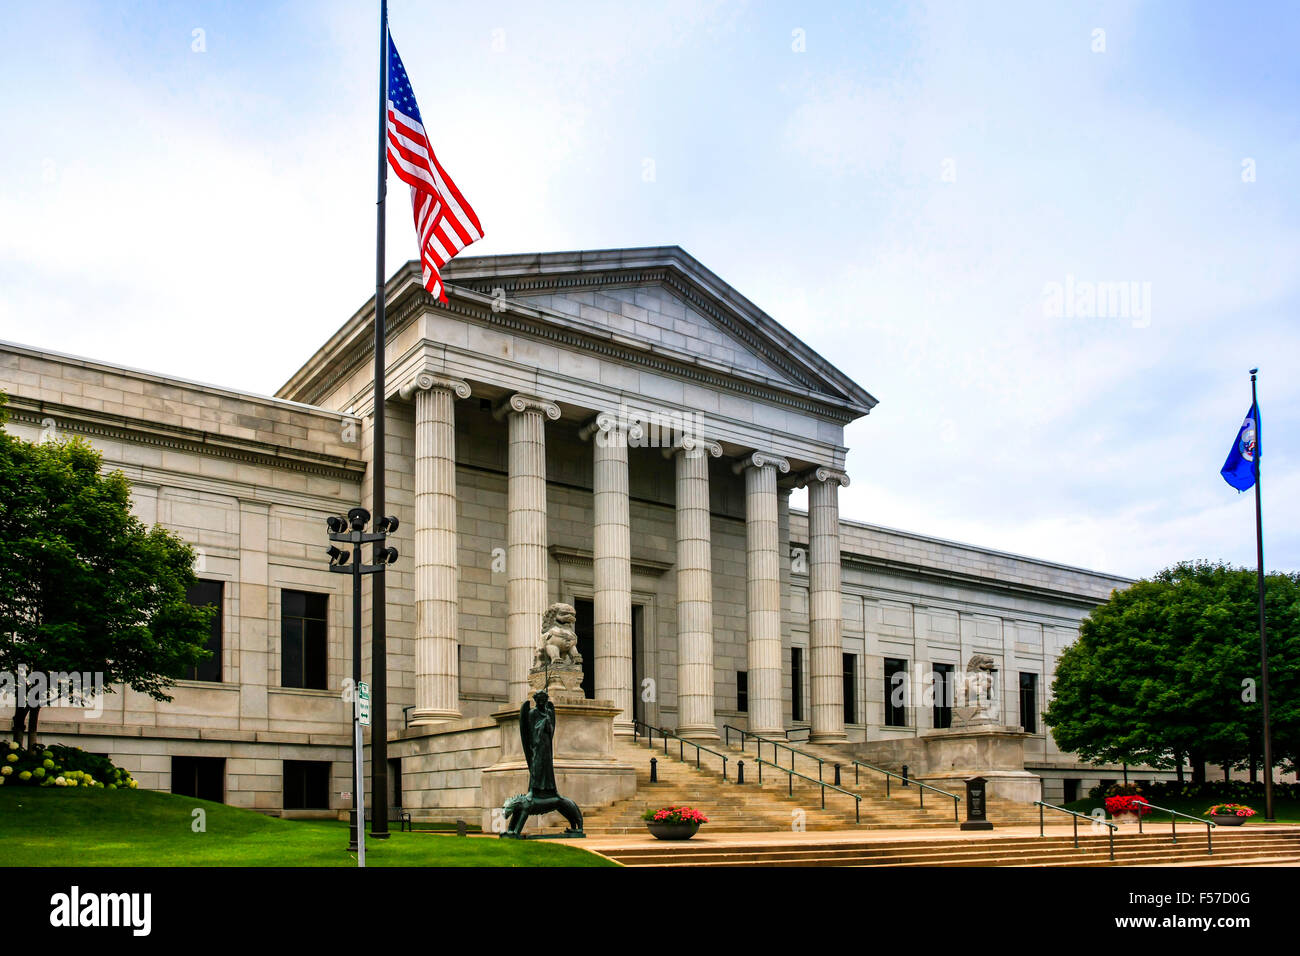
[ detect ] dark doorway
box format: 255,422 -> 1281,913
172,756 -> 225,803
283,760 -> 330,810
932,662 -> 954,729
1062,778 -> 1079,803
574,598 -> 595,699
631,604 -> 644,724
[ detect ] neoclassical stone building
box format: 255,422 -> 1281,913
1,246 -> 1139,816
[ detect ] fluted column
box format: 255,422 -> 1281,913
805,467 -> 850,742
400,372 -> 471,724
734,452 -> 790,737
670,436 -> 723,739
496,394 -> 560,703
581,412 -> 641,734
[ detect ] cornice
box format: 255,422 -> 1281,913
547,545 -> 673,578
5,398 -> 367,484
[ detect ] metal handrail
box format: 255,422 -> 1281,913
632,720 -> 730,781
1132,800 -> 1216,855
1035,800 -> 1117,861
723,725 -> 827,779
847,758 -> 962,822
723,724 -> 960,822
750,754 -> 862,824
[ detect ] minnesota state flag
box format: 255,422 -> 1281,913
1221,402 -> 1259,492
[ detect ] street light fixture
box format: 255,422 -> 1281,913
325,507 -> 400,855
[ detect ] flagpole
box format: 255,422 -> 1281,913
370,0 -> 390,839
1250,368 -> 1274,821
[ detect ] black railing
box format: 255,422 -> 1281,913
751,754 -> 863,823
632,720 -> 729,781
723,725 -> 955,823
1035,800 -> 1117,861
845,758 -> 961,823
1134,801 -> 1216,856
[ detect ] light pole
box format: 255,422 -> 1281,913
326,506 -> 399,854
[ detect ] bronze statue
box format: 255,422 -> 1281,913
500,688 -> 584,838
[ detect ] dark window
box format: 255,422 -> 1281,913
884,658 -> 908,727
1019,672 -> 1039,734
791,647 -> 804,722
843,653 -> 858,725
281,590 -> 329,689
1062,778 -> 1080,803
932,662 -> 954,729
184,580 -> 223,682
389,758 -> 402,809
172,756 -> 225,803
737,671 -> 748,713
283,760 -> 330,810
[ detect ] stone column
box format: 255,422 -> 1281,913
734,452 -> 790,737
670,436 -> 723,739
581,412 -> 641,735
496,394 -> 560,703
805,467 -> 850,743
400,372 -> 471,724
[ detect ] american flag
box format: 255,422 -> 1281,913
386,34 -> 483,303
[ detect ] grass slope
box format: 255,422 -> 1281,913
0,788 -> 616,867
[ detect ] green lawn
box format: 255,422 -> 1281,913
0,788 -> 616,867
1062,796 -> 1300,826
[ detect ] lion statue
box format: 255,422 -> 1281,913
534,603 -> 583,667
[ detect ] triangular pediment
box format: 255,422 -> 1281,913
438,246 -> 877,416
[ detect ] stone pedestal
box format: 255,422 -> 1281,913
528,662 -> 585,702
915,725 -> 1043,804
479,698 -> 635,833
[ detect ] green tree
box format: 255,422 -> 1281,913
1045,561 -> 1300,782
0,394 -> 213,747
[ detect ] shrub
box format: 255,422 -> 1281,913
0,740 -> 135,789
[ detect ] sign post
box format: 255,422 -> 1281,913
355,680 -> 370,867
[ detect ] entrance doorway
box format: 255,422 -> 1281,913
572,598 -> 644,713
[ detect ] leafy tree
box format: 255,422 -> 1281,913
1045,561 -> 1300,782
0,394 -> 213,747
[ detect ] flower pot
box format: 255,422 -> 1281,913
646,821 -> 701,840
1211,814 -> 1246,826
1110,811 -> 1141,826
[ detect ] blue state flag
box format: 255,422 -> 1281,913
1220,402 -> 1259,492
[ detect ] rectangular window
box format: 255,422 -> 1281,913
932,662 -> 954,729
184,579 -> 224,682
737,671 -> 748,713
281,590 -> 329,689
843,653 -> 858,725
884,658 -> 908,727
172,756 -> 225,803
283,760 -> 331,810
1019,672 -> 1039,734
791,647 -> 804,722
1062,778 -> 1079,803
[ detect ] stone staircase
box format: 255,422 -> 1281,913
526,734 -> 1034,836
599,828 -> 1300,867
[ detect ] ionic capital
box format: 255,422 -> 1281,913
796,466 -> 851,489
662,435 -> 723,460
493,393 -> 561,422
579,410 -> 645,444
397,370 -> 471,402
732,452 -> 791,475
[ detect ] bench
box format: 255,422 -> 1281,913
390,806 -> 412,832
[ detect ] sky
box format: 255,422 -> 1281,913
1,0 -> 1296,580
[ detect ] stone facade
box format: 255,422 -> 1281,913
1,247 -> 1145,818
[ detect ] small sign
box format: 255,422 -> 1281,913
357,681 -> 371,726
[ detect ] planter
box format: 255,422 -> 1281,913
1211,814 -> 1247,826
646,821 -> 701,841
1110,811 -> 1143,826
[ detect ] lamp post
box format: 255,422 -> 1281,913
326,506 -> 399,854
